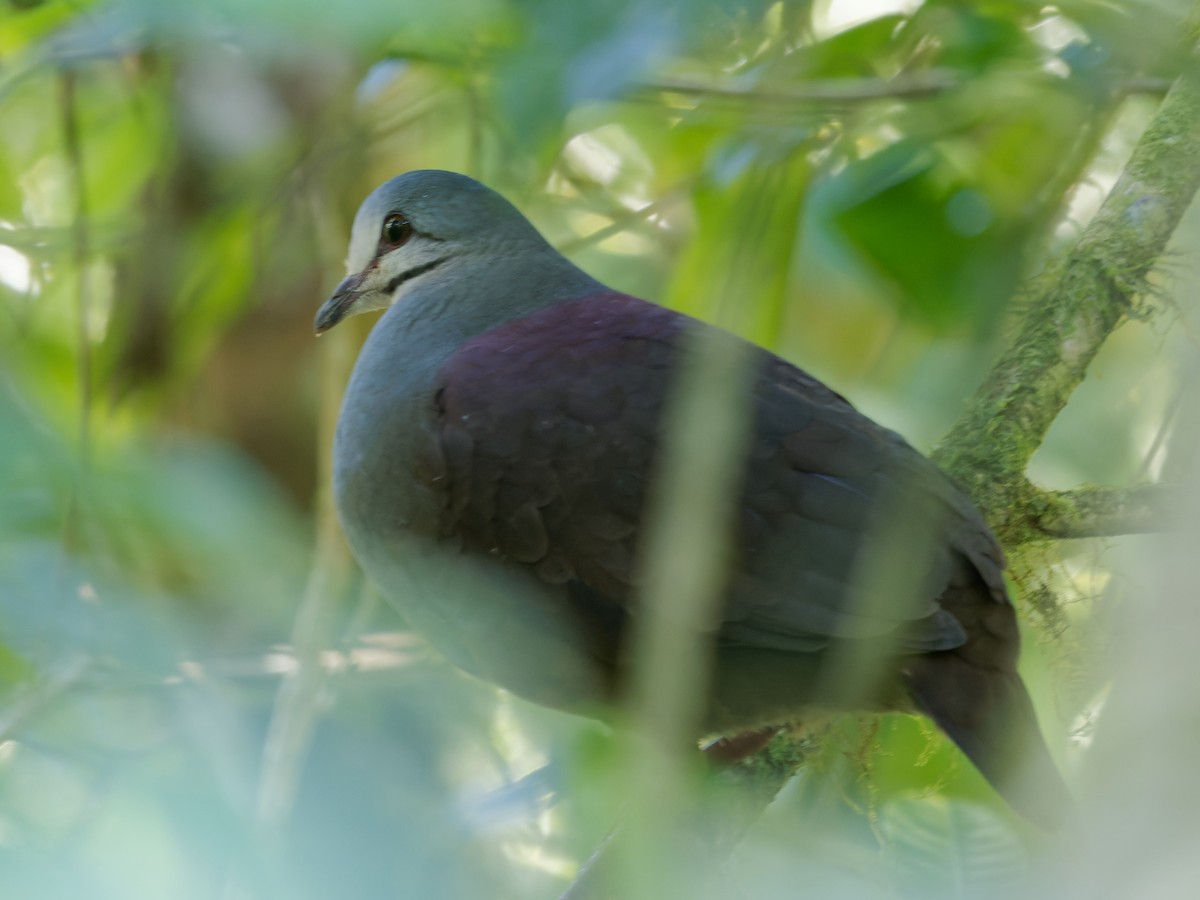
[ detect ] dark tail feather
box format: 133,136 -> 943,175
906,655 -> 1072,829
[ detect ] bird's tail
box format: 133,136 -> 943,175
905,653 -> 1072,828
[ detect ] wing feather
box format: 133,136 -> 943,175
424,291 -> 999,661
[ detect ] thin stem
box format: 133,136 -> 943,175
254,186 -> 355,831
634,74 -> 1172,109
59,68 -> 91,463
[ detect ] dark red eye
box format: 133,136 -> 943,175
382,213 -> 412,246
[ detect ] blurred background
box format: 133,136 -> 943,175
1,0 -> 1198,896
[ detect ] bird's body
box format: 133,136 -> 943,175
317,170 -> 1069,825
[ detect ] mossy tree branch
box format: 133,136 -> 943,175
1028,483 -> 1177,540
931,57 -> 1200,544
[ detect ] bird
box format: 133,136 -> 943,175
314,169 -> 1070,826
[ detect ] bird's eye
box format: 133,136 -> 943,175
382,213 -> 412,246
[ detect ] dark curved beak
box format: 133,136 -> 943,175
314,271 -> 367,336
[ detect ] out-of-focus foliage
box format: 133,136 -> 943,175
0,0 -> 1197,897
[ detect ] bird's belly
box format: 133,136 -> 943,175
349,525 -> 614,714
355,528 -> 869,729
332,386 -> 613,712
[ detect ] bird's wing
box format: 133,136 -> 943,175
425,291 -> 1001,659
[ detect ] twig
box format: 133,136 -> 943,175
59,68 -> 91,463
557,192 -> 680,255
634,73 -> 1172,109
464,63 -> 484,179
0,223 -> 134,255
559,827 -> 620,900
254,186 -> 355,832
636,71 -> 960,105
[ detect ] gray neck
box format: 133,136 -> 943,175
377,249 -> 603,372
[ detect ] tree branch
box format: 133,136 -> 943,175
1029,483 -> 1177,540
932,60 -> 1200,542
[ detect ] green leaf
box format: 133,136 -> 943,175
880,797 -> 1028,897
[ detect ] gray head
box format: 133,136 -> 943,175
314,170 -> 553,334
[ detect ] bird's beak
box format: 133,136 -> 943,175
314,270 -> 368,335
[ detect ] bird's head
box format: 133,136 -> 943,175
314,170 -> 548,335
